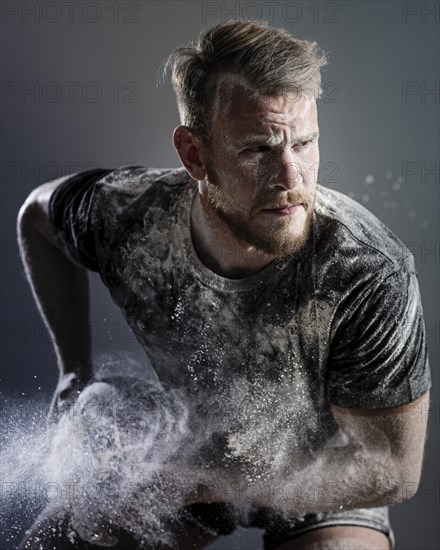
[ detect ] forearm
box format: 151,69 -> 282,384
186,444 -> 403,513
18,195 -> 92,378
183,408 -> 416,513
253,445 -> 401,513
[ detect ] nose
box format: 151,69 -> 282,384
266,150 -> 303,191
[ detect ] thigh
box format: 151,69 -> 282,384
273,525 -> 391,550
164,520 -> 222,550
19,505 -> 221,550
19,506 -> 135,549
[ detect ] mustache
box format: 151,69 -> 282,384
253,191 -> 311,211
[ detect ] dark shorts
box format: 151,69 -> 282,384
178,502 -> 395,550
20,502 -> 395,549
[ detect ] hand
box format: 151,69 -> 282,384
152,464 -> 245,506
48,371 -> 91,423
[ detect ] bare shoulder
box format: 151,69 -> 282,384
20,174 -> 75,213
17,174 -> 78,247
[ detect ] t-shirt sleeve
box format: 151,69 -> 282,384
327,262 -> 431,409
48,168 -> 114,271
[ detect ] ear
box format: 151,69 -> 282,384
173,126 -> 207,181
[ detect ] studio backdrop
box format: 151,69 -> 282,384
1,2 -> 438,549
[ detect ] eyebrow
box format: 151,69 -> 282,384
236,131 -> 320,148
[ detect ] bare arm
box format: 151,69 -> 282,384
17,176 -> 93,416
185,392 -> 429,513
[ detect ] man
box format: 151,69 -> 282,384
18,20 -> 430,550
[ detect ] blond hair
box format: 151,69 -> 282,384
163,20 -> 327,143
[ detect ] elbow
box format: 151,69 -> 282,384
395,470 -> 422,504
383,462 -> 423,505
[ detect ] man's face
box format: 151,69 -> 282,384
202,81 -> 320,258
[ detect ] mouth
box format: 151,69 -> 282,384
261,203 -> 304,216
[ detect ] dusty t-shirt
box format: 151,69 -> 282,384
49,165 -> 431,471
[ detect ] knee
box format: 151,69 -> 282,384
20,521 -> 68,549
275,526 -> 391,550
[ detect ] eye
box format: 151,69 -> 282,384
293,140 -> 311,150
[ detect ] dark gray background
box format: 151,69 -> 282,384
1,1 -> 439,549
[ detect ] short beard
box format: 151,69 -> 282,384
205,163 -> 316,258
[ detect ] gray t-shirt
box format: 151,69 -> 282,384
49,165 -> 431,469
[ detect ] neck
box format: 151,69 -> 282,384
190,192 -> 275,279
